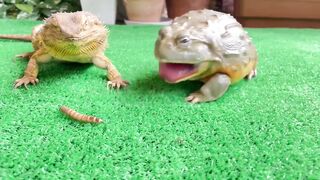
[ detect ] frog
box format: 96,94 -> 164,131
155,9 -> 258,103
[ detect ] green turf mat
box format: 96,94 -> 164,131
0,19 -> 319,179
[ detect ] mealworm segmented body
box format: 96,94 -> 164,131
60,106 -> 103,123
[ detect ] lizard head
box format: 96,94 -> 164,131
45,11 -> 107,41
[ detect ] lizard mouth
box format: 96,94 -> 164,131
159,62 -> 197,83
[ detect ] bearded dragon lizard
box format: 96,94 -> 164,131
0,11 -> 128,89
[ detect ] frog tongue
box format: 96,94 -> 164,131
159,63 -> 196,83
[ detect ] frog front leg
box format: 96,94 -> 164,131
186,73 -> 231,103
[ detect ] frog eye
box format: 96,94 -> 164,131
179,37 -> 189,43
178,36 -> 190,44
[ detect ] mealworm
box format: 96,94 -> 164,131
60,106 -> 103,123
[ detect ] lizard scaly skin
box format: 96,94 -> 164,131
0,11 -> 128,89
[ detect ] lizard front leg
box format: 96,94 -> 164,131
92,54 -> 129,89
14,50 -> 51,88
186,73 -> 231,103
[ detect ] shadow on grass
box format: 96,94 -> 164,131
15,59 -> 204,95
13,59 -> 92,87
40,62 -> 92,79
15,60 -> 93,82
130,73 -> 203,95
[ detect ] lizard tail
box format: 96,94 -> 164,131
60,106 -> 103,123
0,34 -> 32,41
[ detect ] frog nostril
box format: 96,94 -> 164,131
159,30 -> 166,40
159,27 -> 171,39
166,42 -> 174,48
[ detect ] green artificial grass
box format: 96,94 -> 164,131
0,19 -> 319,179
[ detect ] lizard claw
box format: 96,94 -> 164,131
107,78 -> 129,89
14,76 -> 39,89
16,52 -> 34,59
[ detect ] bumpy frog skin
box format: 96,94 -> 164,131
155,9 -> 258,103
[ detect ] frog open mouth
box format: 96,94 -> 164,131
159,62 -> 197,83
